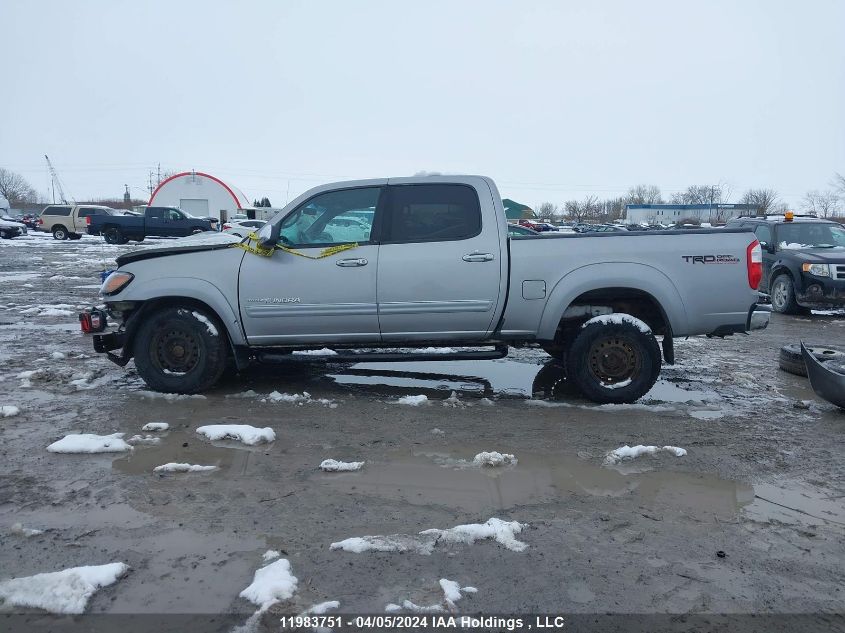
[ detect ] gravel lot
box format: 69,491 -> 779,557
1,232 -> 844,631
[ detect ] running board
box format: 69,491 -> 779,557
257,345 -> 509,364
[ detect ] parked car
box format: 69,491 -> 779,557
0,217 -> 28,239
222,219 -> 267,238
38,204 -> 117,240
12,214 -> 40,230
507,224 -> 539,237
726,213 -> 845,313
91,175 -> 769,405
86,206 -> 218,244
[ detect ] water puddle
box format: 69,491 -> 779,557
315,448 -> 755,519
112,430 -> 254,476
745,482 -> 845,526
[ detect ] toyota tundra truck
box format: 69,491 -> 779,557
91,175 -> 770,404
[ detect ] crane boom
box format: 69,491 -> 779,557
45,155 -> 72,204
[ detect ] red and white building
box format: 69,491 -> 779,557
148,171 -> 250,222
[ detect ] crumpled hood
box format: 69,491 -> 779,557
115,233 -> 243,267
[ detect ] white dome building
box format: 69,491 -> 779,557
148,171 -> 250,222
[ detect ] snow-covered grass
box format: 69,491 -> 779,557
153,462 -> 217,473
196,424 -> 275,445
472,451 -> 517,467
47,433 -> 132,454
604,444 -> 688,465
262,550 -> 280,562
0,562 -> 128,614
331,517 -> 528,555
239,559 -> 298,612
394,395 -> 429,406
320,459 -> 365,472
1,405 -> 20,418
141,422 -> 169,431
582,313 -> 651,334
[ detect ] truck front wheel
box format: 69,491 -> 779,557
133,306 -> 228,394
565,318 -> 661,404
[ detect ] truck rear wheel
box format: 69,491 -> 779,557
133,306 -> 228,394
104,227 -> 128,245
564,318 -> 661,404
52,226 -> 69,240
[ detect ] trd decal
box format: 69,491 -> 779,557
681,255 -> 740,264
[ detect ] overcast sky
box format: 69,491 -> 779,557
2,0 -> 843,209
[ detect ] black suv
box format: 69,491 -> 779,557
726,214 -> 845,313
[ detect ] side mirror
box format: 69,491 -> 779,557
256,222 -> 277,250
760,241 -> 774,253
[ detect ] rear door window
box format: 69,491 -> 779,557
383,184 -> 481,243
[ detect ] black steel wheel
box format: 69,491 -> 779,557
565,317 -> 661,404
133,306 -> 228,393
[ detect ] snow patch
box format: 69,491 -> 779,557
136,390 -> 207,401
320,459 -> 365,472
385,579 -> 476,614
417,347 -> 457,354
331,517 -> 527,555
582,313 -> 651,334
50,352 -> 66,360
262,550 -> 280,562
196,424 -> 276,445
1,405 -> 20,418
47,433 -> 132,454
292,348 -> 338,356
266,391 -> 337,408
153,463 -> 217,473
604,444 -> 688,465
394,395 -> 429,406
302,600 -> 340,615
127,435 -> 161,445
191,311 -> 218,336
472,451 -> 517,467
10,523 -> 44,537
239,559 -> 298,612
0,562 -> 128,614
141,422 -> 169,431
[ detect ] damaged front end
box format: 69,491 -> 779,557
91,301 -> 144,367
801,342 -> 845,409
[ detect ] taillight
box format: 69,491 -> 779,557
747,240 -> 762,290
38,218 -> 44,225
86,216 -> 91,225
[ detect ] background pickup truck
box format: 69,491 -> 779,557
86,206 -> 218,244
38,204 -> 117,240
92,175 -> 769,404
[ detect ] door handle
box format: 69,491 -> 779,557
336,258 -> 368,267
462,252 -> 494,262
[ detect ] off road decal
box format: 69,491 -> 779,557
681,255 -> 740,264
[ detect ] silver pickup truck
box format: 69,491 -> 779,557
92,175 -> 770,403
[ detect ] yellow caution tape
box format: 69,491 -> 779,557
231,232 -> 359,259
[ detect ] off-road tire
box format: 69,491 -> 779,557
778,343 -> 845,377
770,275 -> 802,314
133,306 -> 228,394
564,319 -> 661,404
52,226 -> 69,240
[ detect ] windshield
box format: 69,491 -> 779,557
777,223 -> 845,250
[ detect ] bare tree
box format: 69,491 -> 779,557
670,183 -> 731,205
535,202 -> 560,221
624,184 -> 663,205
564,196 -> 600,223
739,188 -> 779,216
802,190 -> 842,218
832,172 -> 845,197
0,168 -> 38,205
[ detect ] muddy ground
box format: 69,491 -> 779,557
1,232 -> 844,631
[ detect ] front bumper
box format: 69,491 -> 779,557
93,331 -> 131,366
796,277 -> 845,308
